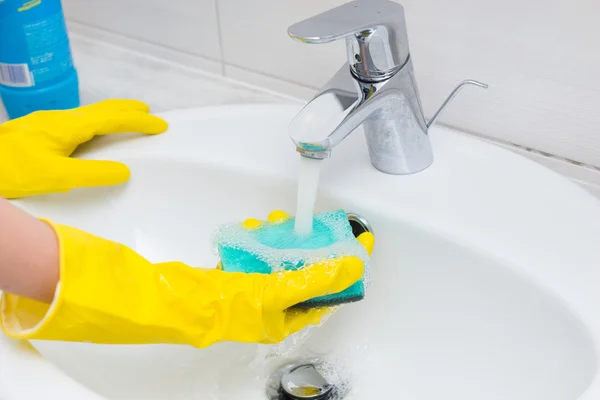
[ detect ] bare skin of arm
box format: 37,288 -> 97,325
0,197 -> 59,303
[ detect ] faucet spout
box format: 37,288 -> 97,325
289,64 -> 367,159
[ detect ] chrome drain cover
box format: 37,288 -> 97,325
266,361 -> 339,400
281,364 -> 333,399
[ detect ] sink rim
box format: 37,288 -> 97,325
2,103 -> 600,399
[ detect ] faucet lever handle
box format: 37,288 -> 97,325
427,80 -> 489,128
288,0 -> 410,82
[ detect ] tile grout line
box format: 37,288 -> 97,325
441,121 -> 600,176
212,0 -> 227,76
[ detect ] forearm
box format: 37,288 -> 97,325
0,197 -> 59,303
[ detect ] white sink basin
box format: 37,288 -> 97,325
2,104 -> 600,400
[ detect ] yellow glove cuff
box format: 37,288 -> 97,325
1,219 -> 74,340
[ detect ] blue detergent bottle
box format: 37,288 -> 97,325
0,0 -> 79,120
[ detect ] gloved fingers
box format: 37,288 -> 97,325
265,256 -> 364,310
72,110 -> 168,143
357,232 -> 375,255
60,158 -> 131,189
258,307 -> 332,345
284,307 -> 332,335
241,210 -> 289,229
267,210 -> 290,223
76,99 -> 152,113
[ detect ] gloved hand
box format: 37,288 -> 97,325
0,99 -> 168,199
0,210 -> 373,348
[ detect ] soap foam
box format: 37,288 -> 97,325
212,210 -> 371,289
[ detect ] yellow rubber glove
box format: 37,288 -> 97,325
0,99 -> 168,199
0,211 -> 373,348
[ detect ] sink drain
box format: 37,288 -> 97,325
266,362 -> 340,400
346,213 -> 372,237
281,364 -> 333,399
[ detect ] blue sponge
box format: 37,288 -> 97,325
213,210 -> 370,309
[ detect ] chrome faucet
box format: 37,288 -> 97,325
287,0 -> 487,174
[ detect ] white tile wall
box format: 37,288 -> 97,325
62,0 -> 221,61
218,0 -> 347,88
62,0 -> 600,196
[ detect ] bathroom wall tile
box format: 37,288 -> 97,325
62,0 -> 222,62
217,0 -> 600,169
218,0 -> 347,89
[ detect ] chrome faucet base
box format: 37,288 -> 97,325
363,107 -> 434,175
361,58 -> 433,175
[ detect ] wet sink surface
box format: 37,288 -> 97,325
3,104 -> 600,400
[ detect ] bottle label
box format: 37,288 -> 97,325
0,62 -> 34,87
22,11 -> 73,86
